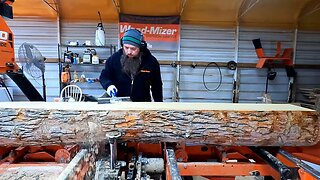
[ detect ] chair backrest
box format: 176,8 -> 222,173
60,85 -> 83,102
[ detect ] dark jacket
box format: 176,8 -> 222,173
99,48 -> 163,102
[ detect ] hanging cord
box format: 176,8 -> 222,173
0,76 -> 14,102
202,62 -> 222,92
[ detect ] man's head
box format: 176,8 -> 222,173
121,29 -> 145,58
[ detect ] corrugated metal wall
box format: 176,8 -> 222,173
2,17 -> 320,103
7,17 -> 58,57
180,25 -> 235,62
295,31 -> 320,104
238,28 -> 295,103
161,65 -> 175,101
178,25 -> 236,102
296,31 -> 320,65
179,66 -> 234,102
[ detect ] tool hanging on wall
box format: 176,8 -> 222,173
261,67 -> 277,103
95,11 -> 105,46
252,39 -> 293,69
252,38 -> 297,103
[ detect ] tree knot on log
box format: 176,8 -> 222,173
11,126 -> 22,140
116,115 -> 138,128
185,130 -> 191,138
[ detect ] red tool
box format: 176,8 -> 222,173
252,38 -> 293,68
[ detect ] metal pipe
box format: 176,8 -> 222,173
165,147 -> 182,179
278,149 -> 320,179
106,131 -> 121,170
238,0 -> 261,19
288,28 -> 298,103
42,0 -> 58,13
180,0 -> 188,16
112,0 -> 120,13
173,17 -> 182,102
232,23 -> 240,103
109,138 -> 117,170
250,147 -> 297,179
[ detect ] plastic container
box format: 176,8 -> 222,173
95,23 -> 105,46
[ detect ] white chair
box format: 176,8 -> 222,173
60,85 -> 83,102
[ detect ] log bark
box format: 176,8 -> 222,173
0,102 -> 319,147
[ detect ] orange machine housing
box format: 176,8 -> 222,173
0,1 -> 20,74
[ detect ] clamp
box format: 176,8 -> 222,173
106,131 -> 122,170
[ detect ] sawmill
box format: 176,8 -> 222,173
1,0 -> 320,179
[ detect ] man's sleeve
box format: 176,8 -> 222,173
99,58 -> 114,90
151,60 -> 163,102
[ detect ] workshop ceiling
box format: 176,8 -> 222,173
12,0 -> 320,30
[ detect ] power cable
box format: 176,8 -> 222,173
202,62 -> 222,92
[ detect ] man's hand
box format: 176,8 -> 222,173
107,85 -> 118,97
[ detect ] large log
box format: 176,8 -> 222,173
0,102 -> 319,147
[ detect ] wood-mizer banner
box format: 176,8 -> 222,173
119,14 -> 180,51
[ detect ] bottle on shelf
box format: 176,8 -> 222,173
64,51 -> 74,63
91,49 -> 99,64
73,71 -> 79,82
80,72 -> 86,83
83,49 -> 93,64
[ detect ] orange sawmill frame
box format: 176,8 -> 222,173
0,142 -> 320,179
164,142 -> 320,179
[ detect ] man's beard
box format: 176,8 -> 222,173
121,54 -> 142,78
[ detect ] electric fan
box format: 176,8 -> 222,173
18,42 -> 46,101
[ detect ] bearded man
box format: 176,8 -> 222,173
99,29 -> 163,102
